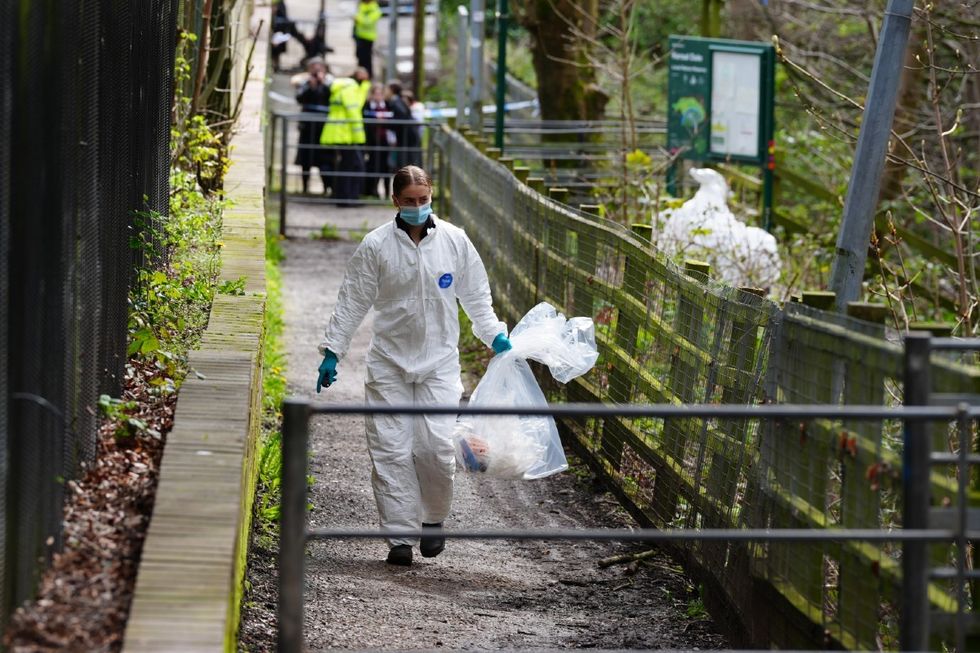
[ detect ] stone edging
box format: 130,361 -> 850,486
122,8 -> 269,652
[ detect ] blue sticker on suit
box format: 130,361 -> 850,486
438,273 -> 453,288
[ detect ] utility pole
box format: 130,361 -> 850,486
829,0 -> 913,311
493,0 -> 508,149
412,0 -> 425,100
468,0 -> 485,132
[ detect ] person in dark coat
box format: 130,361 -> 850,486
295,58 -> 333,194
273,1 -> 307,71
273,1 -> 333,71
385,82 -> 420,170
362,83 -> 394,198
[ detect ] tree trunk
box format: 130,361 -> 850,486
516,0 -> 607,121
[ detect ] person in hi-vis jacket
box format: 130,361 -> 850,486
353,0 -> 382,78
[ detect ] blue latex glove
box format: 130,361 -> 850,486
491,333 -> 512,354
316,350 -> 338,393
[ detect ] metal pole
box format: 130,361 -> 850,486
901,331 -> 932,652
387,0 -> 398,81
468,0 -> 485,132
762,166 -> 774,232
493,0 -> 508,150
268,111 -> 277,196
278,399 -> 311,653
954,404 -> 970,653
828,0 -> 913,311
455,6 -> 469,125
279,115 -> 287,238
412,0 -> 425,100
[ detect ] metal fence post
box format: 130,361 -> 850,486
387,1 -> 398,82
268,113 -> 277,197
468,0 -> 485,132
279,114 -> 288,238
455,6 -> 469,125
828,0 -> 914,310
901,332 -> 931,652
278,399 -> 311,653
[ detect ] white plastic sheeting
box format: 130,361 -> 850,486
655,168 -> 782,289
454,303 -> 599,480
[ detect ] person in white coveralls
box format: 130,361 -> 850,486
315,165 -> 512,566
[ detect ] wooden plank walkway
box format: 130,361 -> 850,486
122,7 -> 270,653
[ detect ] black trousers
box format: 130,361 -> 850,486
363,138 -> 390,197
334,147 -> 365,201
355,37 -> 374,78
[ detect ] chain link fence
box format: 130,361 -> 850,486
0,0 -> 178,627
433,126 -> 980,649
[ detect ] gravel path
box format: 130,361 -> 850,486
237,213 -> 727,650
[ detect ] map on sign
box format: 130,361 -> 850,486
673,97 -> 706,135
709,50 -> 762,159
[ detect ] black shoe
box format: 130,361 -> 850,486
386,544 -> 413,566
420,523 -> 445,558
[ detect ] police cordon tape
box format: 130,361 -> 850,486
267,90 -> 539,119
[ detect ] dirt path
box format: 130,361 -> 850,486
249,220 -> 727,650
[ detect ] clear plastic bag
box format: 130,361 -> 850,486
455,303 -> 599,479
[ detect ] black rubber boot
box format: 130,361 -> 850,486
420,523 -> 445,558
386,544 -> 413,566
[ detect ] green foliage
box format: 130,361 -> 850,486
218,275 -> 248,296
128,177 -> 223,377
312,222 -> 341,241
127,97 -> 227,374
622,0 -> 698,57
253,210 -> 291,532
457,306 -> 493,392
98,394 -> 160,440
349,220 -> 371,243
170,30 -> 230,194
256,431 -> 283,522
502,32 -> 537,88
685,584 -> 708,619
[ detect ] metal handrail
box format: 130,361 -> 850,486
278,390 -> 979,652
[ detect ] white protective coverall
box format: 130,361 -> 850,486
320,215 -> 506,546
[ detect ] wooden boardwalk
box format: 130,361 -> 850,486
122,8 -> 269,653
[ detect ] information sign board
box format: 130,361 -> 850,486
666,35 -> 775,167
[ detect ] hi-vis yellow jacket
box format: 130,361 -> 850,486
354,0 -> 383,41
319,78 -> 366,145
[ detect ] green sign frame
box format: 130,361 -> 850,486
667,35 -> 775,167
666,35 -> 777,228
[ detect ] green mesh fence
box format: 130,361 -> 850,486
433,126 -> 980,650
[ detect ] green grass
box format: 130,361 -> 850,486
312,223 -> 341,241
251,205 -> 289,539
457,306 -> 494,393
252,254 -> 287,533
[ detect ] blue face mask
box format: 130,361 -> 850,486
399,202 -> 432,226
